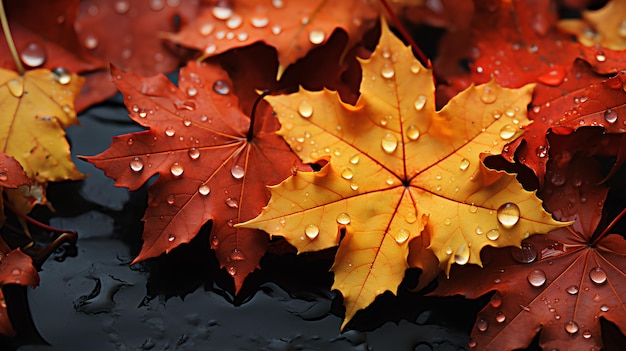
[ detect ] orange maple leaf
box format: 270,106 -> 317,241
0,68 -> 85,213
238,20 -> 568,327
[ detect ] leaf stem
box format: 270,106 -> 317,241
0,0 -> 24,75
5,201 -> 77,236
247,90 -> 271,141
378,0 -> 431,69
592,204 -> 626,246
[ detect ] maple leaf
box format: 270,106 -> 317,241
0,68 -> 85,214
0,235 -> 39,336
82,61 -> 306,291
165,0 -> 379,77
559,0 -> 626,51
238,21 -> 567,327
433,150 -> 626,351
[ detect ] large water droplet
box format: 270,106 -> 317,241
225,197 -> 238,208
527,269 -> 547,287
480,87 -> 497,104
170,162 -> 184,176
198,184 -> 210,195
130,157 -> 144,172
499,125 -> 516,140
566,285 -> 579,295
455,245 -> 470,265
305,224 -> 319,239
298,100 -> 313,118
336,213 -> 351,225
349,154 -> 360,164
309,30 -> 325,44
341,168 -> 353,180
213,80 -> 230,95
114,0 -> 130,14
406,125 -> 420,141
250,15 -> 269,28
7,79 -> 23,98
476,319 -> 488,332
565,321 -> 579,334
495,312 -> 506,323
20,42 -> 46,67
589,267 -> 607,284
165,126 -> 176,137
149,0 -> 165,11
497,203 -> 520,228
486,229 -> 500,241
394,229 -> 409,244
459,158 -> 470,171
231,164 -> 245,179
604,109 -> 618,124
595,51 -> 607,62
414,95 -> 427,111
381,64 -> 395,79
600,304 -> 609,312
52,67 -> 72,85
226,14 -> 242,29
188,148 -> 200,160
381,133 -> 398,153
511,243 -> 537,263
212,4 -> 233,19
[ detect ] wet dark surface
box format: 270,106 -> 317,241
0,99 -> 476,350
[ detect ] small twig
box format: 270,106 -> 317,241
247,90 -> 271,141
0,0 -> 25,75
5,201 -> 77,235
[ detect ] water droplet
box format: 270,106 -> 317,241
227,265 -> 237,276
486,229 -> 500,241
0,173 -> 7,182
186,87 -> 198,97
589,267 -> 607,284
229,248 -> 245,261
336,213 -> 351,225
114,0 -> 130,14
477,319 -> 488,332
165,126 -> 175,137
385,176 -> 395,185
469,203 -> 478,214
237,32 -> 249,41
410,61 -> 420,74
565,285 -> 579,295
188,148 -> 200,160
349,154 -> 360,164
550,172 -> 566,186
535,145 -> 548,158
170,162 -> 184,176
604,109 -> 618,124
499,124 -> 516,140
225,197 -> 238,208
272,0 -> 284,8
231,164 -> 244,179
350,181 -> 359,191
213,80 -> 230,95
305,224 -> 319,239
212,4 -> 233,19
138,111 -> 147,118
495,312 -> 506,323
381,133 -> 398,153
167,234 -> 175,242
341,168 -> 353,180
298,100 -> 313,118
200,23 -> 215,36
505,109 -> 516,118
271,25 -> 282,35
527,269 -> 547,287
406,125 -> 420,141
511,243 -> 537,264
166,194 -> 175,205
10,268 -> 20,276
308,30 -> 325,44
565,321 -> 579,334
198,184 -> 210,195
600,304 -> 609,312
381,64 -> 395,79
480,87 -> 497,104
84,35 -> 99,49
394,229 -> 410,244
7,79 -> 23,97
20,42 -> 46,67
459,158 -> 470,171
414,95 -> 427,111
130,157 -> 144,172
497,203 -> 520,228
444,218 -> 451,226
250,16 -> 269,28
582,329 -> 592,339
454,245 -> 470,265
226,14 -> 242,29
52,67 -> 72,85
595,51 -> 607,62
490,292 -> 502,308
475,226 -> 483,235
149,0 -> 165,11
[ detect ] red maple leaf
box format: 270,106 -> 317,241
432,139 -> 626,350
82,61 -> 307,291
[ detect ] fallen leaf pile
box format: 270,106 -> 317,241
0,0 -> 625,349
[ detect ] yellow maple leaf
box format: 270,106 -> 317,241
558,0 -> 626,50
238,21 -> 568,327
0,68 -> 85,213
